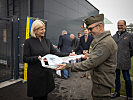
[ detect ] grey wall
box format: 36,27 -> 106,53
0,0 -> 7,17
43,0 -> 99,44
31,0 -> 45,19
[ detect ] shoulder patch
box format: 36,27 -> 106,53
96,49 -> 103,56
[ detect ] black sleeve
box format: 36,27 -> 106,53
75,39 -> 79,49
79,38 -> 83,53
23,40 -> 39,64
58,36 -> 63,49
73,41 -> 80,52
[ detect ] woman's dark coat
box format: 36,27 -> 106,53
23,37 -> 69,97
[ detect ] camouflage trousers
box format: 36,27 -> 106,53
92,83 -> 111,100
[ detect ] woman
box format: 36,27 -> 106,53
23,20 -> 70,100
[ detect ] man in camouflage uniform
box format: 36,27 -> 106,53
56,14 -> 118,100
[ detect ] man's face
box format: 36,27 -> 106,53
87,23 -> 100,38
84,29 -> 89,36
117,21 -> 126,32
78,34 -> 82,38
61,32 -> 64,35
70,35 -> 75,40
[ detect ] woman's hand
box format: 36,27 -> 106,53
38,56 -> 42,61
38,56 -> 48,62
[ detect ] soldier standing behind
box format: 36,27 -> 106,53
111,20 -> 133,100
56,14 -> 118,100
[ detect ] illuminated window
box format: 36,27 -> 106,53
3,29 -> 7,43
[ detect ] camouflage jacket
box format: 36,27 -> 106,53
66,31 -> 118,88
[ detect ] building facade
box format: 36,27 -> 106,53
0,0 -> 99,81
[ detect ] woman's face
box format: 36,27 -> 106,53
35,25 -> 45,38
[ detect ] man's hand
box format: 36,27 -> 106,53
55,46 -> 58,48
83,50 -> 88,54
82,53 -> 90,59
56,64 -> 66,70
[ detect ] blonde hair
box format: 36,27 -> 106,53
30,20 -> 45,38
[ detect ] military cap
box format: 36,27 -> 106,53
84,14 -> 104,26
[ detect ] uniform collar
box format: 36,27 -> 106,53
93,31 -> 111,44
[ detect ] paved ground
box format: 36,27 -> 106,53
50,72 -> 92,100
0,72 -> 129,100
